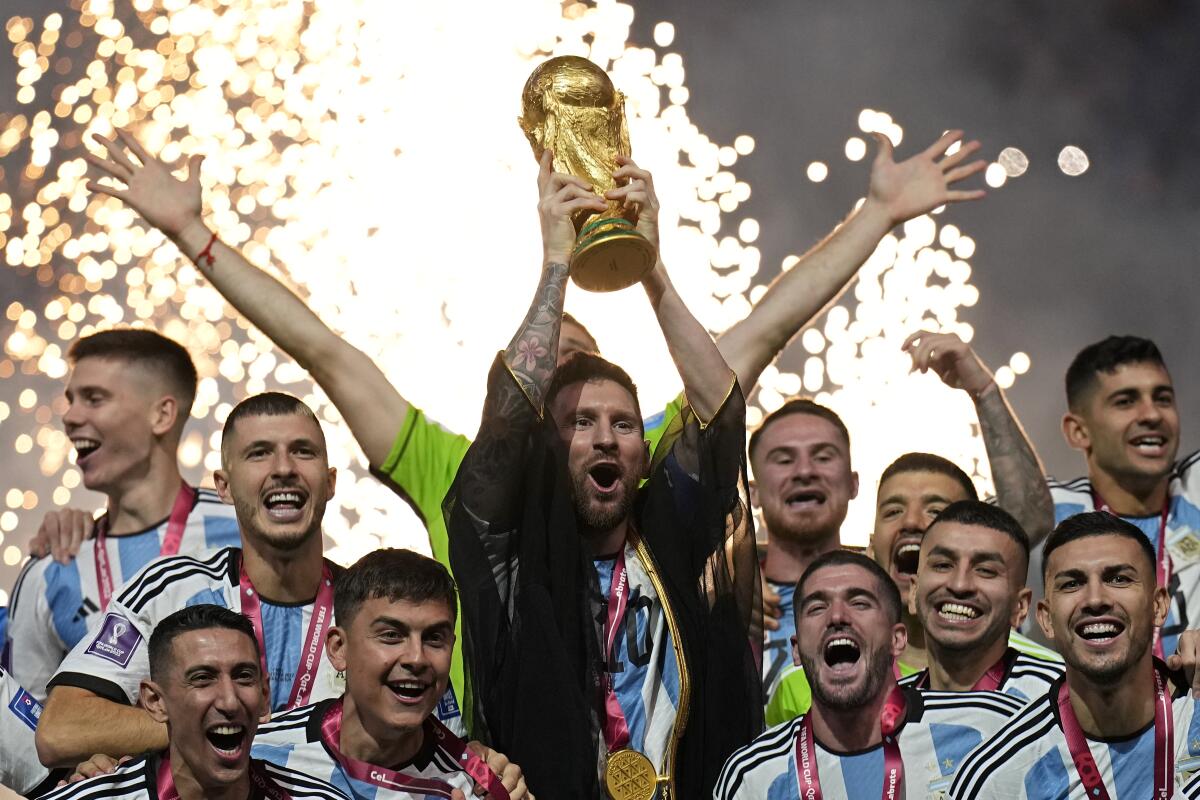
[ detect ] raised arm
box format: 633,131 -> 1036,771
717,131 -> 987,393
608,158 -> 733,422
36,686 -> 167,768
903,331 -> 1055,545
84,131 -> 404,467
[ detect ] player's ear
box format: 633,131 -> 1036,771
1035,598 -> 1055,642
1062,411 -> 1089,452
140,680 -> 169,724
213,469 -> 232,505
1012,586 -> 1033,629
891,622 -> 908,660
325,626 -> 348,673
849,470 -> 860,500
149,395 -> 179,438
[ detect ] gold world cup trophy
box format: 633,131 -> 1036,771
519,55 -> 657,292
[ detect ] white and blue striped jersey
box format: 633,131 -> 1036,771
1025,450 -> 1200,657
252,699 -> 479,799
595,542 -> 681,786
47,547 -> 345,714
762,580 -> 797,703
3,486 -> 240,700
32,752 -> 348,799
714,687 -> 1025,799
899,645 -> 1066,704
1,663 -> 58,796
950,683 -> 1200,799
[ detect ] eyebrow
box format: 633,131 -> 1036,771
241,437 -> 320,453
800,587 -> 878,606
879,491 -> 953,507
183,661 -> 260,678
1052,563 -> 1139,582
372,616 -> 454,633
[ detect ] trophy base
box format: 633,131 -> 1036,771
571,217 -> 656,292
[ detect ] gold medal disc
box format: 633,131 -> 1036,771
603,749 -> 657,800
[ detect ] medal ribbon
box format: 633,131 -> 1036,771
95,483 -> 197,610
600,547 -> 634,752
1057,667 -> 1173,800
794,684 -> 906,800
319,698 -> 509,799
239,559 -> 335,709
1093,490 -> 1171,659
156,753 -> 292,800
913,649 -> 1009,691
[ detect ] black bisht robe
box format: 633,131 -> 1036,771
445,355 -> 763,798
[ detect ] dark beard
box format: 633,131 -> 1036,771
801,642 -> 892,712
570,469 -> 636,534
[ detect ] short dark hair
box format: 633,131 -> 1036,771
148,604 -> 260,682
796,549 -> 901,626
749,398 -> 850,463
221,392 -> 321,462
546,352 -> 642,426
879,453 -> 977,502
69,329 -> 198,425
561,312 -> 600,354
335,548 -> 458,627
927,500 -> 1030,571
1042,511 -> 1157,582
1065,336 -> 1167,411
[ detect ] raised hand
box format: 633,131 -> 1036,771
84,129 -> 205,239
466,740 -> 533,799
27,508 -> 94,564
607,156 -> 661,249
537,148 -> 605,264
902,330 -> 995,398
865,130 -> 987,227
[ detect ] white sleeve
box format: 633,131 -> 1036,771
0,665 -> 52,795
48,596 -> 151,705
6,556 -> 68,701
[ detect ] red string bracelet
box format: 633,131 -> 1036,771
196,230 -> 219,267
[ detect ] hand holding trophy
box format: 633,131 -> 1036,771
519,55 -> 657,292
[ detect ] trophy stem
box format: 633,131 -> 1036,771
570,216 -> 657,293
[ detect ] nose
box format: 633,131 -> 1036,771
212,674 -> 241,713
62,399 -> 83,431
946,563 -> 973,595
900,503 -> 926,534
269,448 -> 297,478
791,454 -> 818,482
398,634 -> 430,672
1080,575 -> 1111,614
592,420 -> 617,451
1136,396 -> 1164,426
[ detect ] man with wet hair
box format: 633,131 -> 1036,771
5,329 -> 240,699
42,604 -> 343,800
951,512 -> 1200,799
902,500 -> 1063,699
253,548 -> 532,799
716,550 -> 1023,799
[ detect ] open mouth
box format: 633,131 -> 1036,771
1075,619 -> 1125,644
588,463 -> 622,493
386,679 -> 430,705
262,488 -> 308,523
1129,435 -> 1167,457
823,636 -> 862,669
205,724 -> 247,759
785,489 -> 827,511
891,540 -> 922,577
936,601 -> 981,624
72,437 -> 101,463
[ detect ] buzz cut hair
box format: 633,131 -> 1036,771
879,452 -> 978,502
749,398 -> 850,464
1065,335 -> 1168,411
220,392 -> 323,465
926,500 -> 1031,578
795,549 -> 902,626
69,328 -> 198,425
148,604 -> 260,682
334,548 -> 458,627
1042,511 -> 1157,583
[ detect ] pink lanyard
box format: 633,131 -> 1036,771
913,650 -> 1009,692
795,685 -> 906,800
95,484 -> 196,610
600,548 -> 634,751
238,560 -> 335,709
1057,668 -> 1173,800
156,753 -> 291,799
319,698 -> 509,799
1093,490 -> 1171,658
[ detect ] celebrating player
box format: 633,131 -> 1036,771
4,330 -> 240,699
951,512 -> 1200,798
41,604 -> 344,800
902,500 -> 1063,698
715,551 -> 1024,799
36,393 -> 353,767
253,548 -> 530,799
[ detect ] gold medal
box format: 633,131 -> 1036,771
603,749 -> 657,800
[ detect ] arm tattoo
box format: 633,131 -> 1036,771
976,387 -> 1056,546
504,261 -> 570,411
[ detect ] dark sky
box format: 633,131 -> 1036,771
629,0 -> 1200,477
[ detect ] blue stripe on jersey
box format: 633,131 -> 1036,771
1025,748 -> 1070,800
262,602 -> 304,711
840,748 -> 884,798
330,769 -> 378,800
117,530 -> 162,584
767,766 -> 793,800
929,722 -> 983,777
1188,707 -> 1200,757
1125,513 -> 1180,655
1176,494 -> 1200,530
763,583 -> 797,693
1053,502 -> 1086,524
44,560 -> 85,648
203,514 -> 241,551
1110,725 -> 1155,799
186,588 -> 228,609
251,741 -> 297,766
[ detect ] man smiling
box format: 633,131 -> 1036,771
716,551 -> 1023,799
40,604 -> 343,800
253,548 -> 530,799
951,512 -> 1200,799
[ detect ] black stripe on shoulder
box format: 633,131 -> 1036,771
258,760 -> 348,799
713,718 -> 801,798
1048,475 -> 1091,492
117,547 -> 238,613
1177,449 -> 1200,476
949,698 -> 1057,799
897,670 -> 925,687
36,756 -> 154,799
256,704 -> 317,737
47,671 -> 131,705
6,553 -> 47,617
920,689 -> 1025,715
